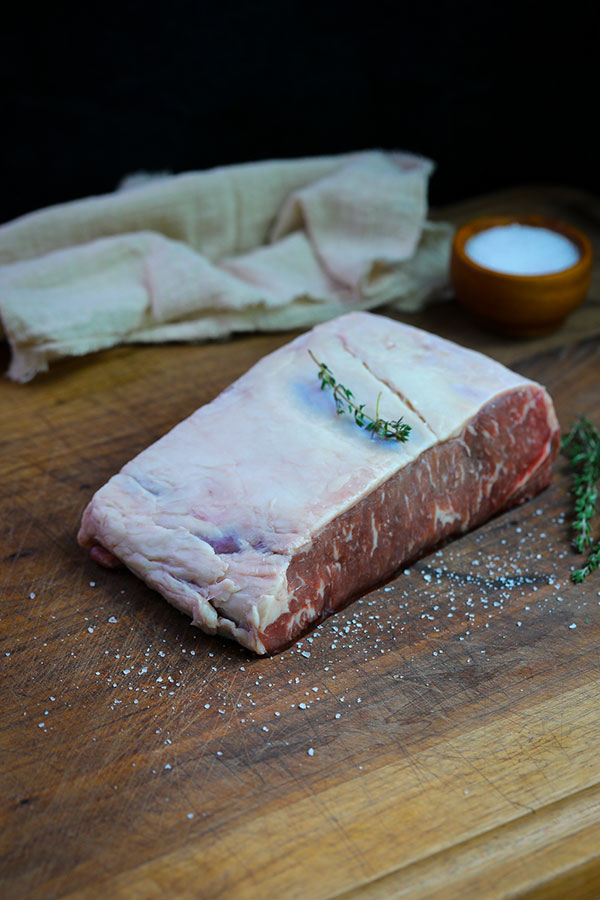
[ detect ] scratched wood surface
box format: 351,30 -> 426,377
1,188 -> 600,900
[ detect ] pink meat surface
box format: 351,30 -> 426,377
78,312 -> 560,654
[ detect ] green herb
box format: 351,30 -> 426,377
309,350 -> 411,442
571,544 -> 600,583
562,416 -> 600,582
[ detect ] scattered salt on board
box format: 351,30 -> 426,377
465,224 -> 580,275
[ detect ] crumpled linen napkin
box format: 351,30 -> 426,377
0,150 -> 453,381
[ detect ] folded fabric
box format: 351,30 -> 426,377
0,150 -> 453,381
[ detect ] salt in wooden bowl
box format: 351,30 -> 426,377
450,214 -> 592,337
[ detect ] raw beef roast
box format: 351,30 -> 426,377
78,312 -> 560,653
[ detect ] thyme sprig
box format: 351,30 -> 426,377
561,416 -> 600,582
309,350 -> 411,442
571,544 -> 600,584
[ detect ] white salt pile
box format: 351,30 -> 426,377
465,224 -> 580,275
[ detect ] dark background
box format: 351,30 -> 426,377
1,1 -> 596,225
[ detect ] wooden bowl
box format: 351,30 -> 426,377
450,214 -> 592,337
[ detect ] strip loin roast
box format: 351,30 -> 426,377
78,312 -> 560,653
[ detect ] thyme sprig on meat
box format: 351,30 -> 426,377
561,416 -> 600,582
309,350 -> 411,442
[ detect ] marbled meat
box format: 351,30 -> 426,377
78,312 -> 560,653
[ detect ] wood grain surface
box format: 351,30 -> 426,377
1,188 -> 600,900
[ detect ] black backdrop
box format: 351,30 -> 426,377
2,1 -> 596,225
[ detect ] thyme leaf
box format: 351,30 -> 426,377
309,350 -> 411,443
572,541 -> 600,583
561,415 -> 600,582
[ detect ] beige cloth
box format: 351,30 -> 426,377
0,150 -> 453,381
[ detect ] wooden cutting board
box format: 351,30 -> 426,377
2,188 -> 600,900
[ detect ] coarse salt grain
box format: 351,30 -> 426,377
465,224 -> 580,275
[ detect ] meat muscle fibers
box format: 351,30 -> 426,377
78,312 -> 560,653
